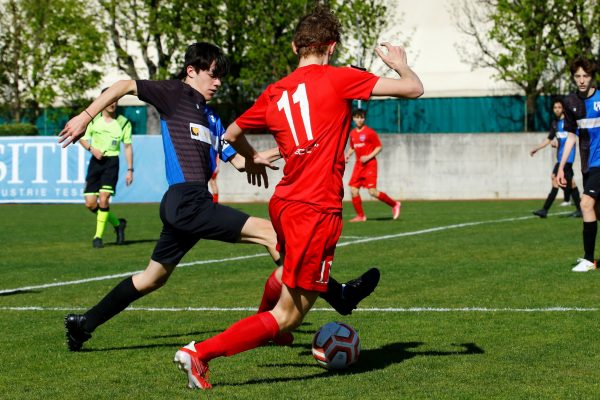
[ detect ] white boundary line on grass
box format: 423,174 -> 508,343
0,306 -> 597,312
0,212 -> 567,295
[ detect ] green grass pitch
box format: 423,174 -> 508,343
1,200 -> 599,399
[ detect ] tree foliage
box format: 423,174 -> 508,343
0,0 -> 105,122
0,0 -> 399,124
453,0 -> 600,131
335,0 -> 409,74
93,0 -> 399,121
550,0 -> 600,75
95,0 -> 214,80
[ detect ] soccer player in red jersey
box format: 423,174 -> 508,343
173,6 -> 423,389
347,108 -> 401,222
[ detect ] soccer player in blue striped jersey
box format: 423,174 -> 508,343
557,56 -> 600,272
530,99 -> 582,218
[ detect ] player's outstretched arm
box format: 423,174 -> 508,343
224,122 -> 277,188
229,148 -> 280,172
58,80 -> 138,148
372,42 -> 423,99
259,147 -> 282,163
530,138 -> 551,156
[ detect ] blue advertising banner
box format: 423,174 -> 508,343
0,136 -> 167,203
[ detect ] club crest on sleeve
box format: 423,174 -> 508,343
189,123 -> 211,144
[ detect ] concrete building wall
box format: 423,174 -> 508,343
216,133 -> 577,202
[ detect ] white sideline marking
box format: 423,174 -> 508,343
0,306 -> 597,313
335,214 -> 567,247
0,213 -> 564,295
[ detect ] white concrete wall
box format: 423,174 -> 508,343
216,133 -> 579,202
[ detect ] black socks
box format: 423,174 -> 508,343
83,276 -> 143,332
543,187 -> 559,211
583,221 -> 597,262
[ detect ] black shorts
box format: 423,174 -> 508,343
151,183 -> 250,265
84,156 -> 120,195
553,162 -> 574,180
583,167 -> 600,198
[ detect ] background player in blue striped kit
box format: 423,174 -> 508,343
557,56 -> 600,272
530,98 -> 582,218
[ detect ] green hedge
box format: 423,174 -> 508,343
0,123 -> 39,136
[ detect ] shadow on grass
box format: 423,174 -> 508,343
0,289 -> 37,296
102,239 -> 157,247
80,342 -> 186,352
149,330 -> 225,339
84,323 -> 317,352
82,330 -> 224,352
366,216 -> 396,221
223,341 -> 484,387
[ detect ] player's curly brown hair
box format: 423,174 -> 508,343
293,5 -> 341,58
569,55 -> 598,77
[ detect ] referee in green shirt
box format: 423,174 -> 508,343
79,89 -> 134,248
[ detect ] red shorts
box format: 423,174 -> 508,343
269,196 -> 343,293
349,163 -> 378,189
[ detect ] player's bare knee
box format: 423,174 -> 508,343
368,188 -> 379,197
133,262 -> 174,294
272,311 -> 303,332
581,197 -> 595,212
135,275 -> 167,294
263,225 -> 277,248
241,217 -> 276,247
98,196 -> 110,209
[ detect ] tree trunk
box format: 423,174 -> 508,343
525,93 -> 537,132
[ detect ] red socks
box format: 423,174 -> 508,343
212,194 -> 219,203
351,196 -> 365,217
377,191 -> 396,207
257,269 -> 282,313
194,312 -> 280,361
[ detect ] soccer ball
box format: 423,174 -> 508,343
311,322 -> 360,369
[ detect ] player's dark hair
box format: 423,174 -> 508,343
293,5 -> 341,58
352,109 -> 366,118
569,56 -> 598,77
551,97 -> 564,108
176,42 -> 230,80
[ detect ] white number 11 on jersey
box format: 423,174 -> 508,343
276,83 -> 314,146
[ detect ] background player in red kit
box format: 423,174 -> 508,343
173,6 -> 423,389
347,108 -> 401,222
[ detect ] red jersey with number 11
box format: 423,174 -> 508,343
236,64 -> 379,212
